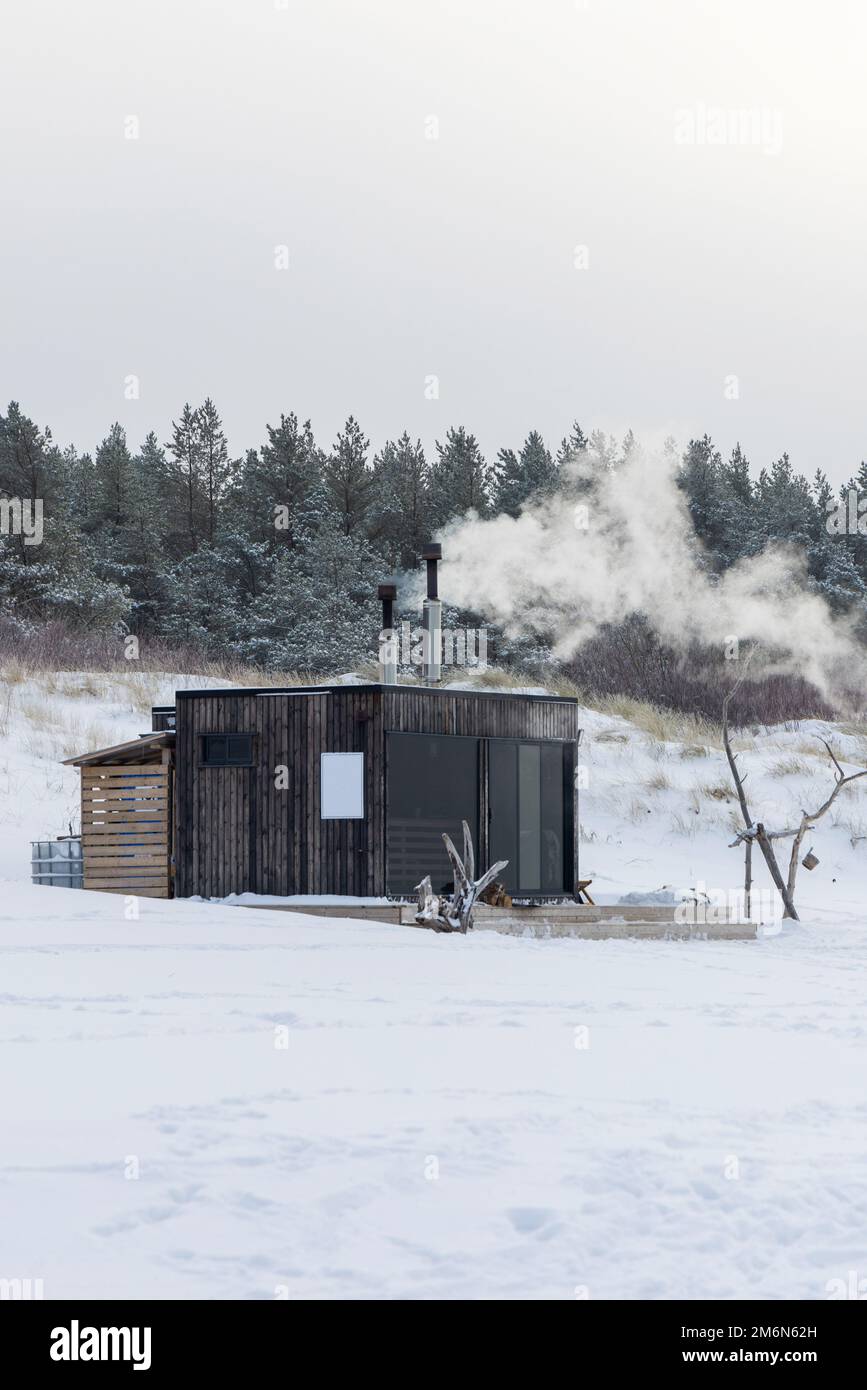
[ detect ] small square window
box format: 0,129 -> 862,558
202,734 -> 253,766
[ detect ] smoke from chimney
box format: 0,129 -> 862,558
436,442 -> 866,704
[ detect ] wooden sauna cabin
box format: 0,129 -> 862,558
64,684 -> 582,903
62,544 -> 580,903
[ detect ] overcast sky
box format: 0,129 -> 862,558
2,0 -> 865,480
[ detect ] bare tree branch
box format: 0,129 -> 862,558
722,663 -> 800,920
784,739 -> 867,900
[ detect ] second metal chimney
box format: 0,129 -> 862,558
421,542 -> 442,683
377,582 -> 398,685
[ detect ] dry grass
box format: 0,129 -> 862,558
670,810 -> 701,838
792,737 -> 831,759
464,666 -> 526,690
18,698 -> 63,731
2,669 -> 126,759
699,781 -> 732,801
686,787 -> 703,816
0,641 -> 328,695
355,658 -> 423,685
230,665 -> 322,689
21,729 -> 51,760
113,674 -> 171,715
438,665 -> 584,697
59,722 -> 115,760
770,756 -> 812,778
0,685 -> 13,738
830,811 -> 867,847
838,718 -> 867,739
541,672 -> 583,699
69,674 -> 110,699
355,658 -> 383,683
644,769 -> 672,792
0,658 -> 32,686
32,672 -> 111,703
592,695 -> 722,747
2,661 -> 327,712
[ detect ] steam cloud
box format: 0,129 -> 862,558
438,445 -> 863,702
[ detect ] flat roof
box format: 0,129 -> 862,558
173,683 -> 579,705
62,730 -> 175,766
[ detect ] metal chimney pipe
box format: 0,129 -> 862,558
377,582 -> 398,685
421,543 -> 442,683
424,542 -> 441,599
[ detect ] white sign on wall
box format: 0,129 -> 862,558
320,752 -> 365,819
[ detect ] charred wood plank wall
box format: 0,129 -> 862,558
175,686 -> 580,900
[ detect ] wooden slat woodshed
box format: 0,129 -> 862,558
80,764 -> 172,898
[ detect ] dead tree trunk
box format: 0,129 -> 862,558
722,682 -> 799,920
414,820 -> 508,934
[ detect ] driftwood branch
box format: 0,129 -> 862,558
414,820 -> 508,934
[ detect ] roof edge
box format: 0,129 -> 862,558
62,730 -> 175,767
173,683 -> 579,705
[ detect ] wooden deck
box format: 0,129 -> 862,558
234,900 -> 758,940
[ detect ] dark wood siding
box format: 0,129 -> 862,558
381,689 -> 579,742
175,685 -> 579,900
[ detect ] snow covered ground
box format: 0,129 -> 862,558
2,670 -> 867,1299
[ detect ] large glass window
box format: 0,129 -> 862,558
540,743 -> 565,894
490,740 -> 566,895
518,743 -> 541,891
387,733 -> 479,894
387,732 -> 568,898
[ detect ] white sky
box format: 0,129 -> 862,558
1,0 -> 865,481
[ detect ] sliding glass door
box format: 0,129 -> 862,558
386,732 -> 570,898
489,739 -> 567,896
386,733 -> 479,894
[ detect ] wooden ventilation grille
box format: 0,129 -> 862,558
80,765 -> 171,898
